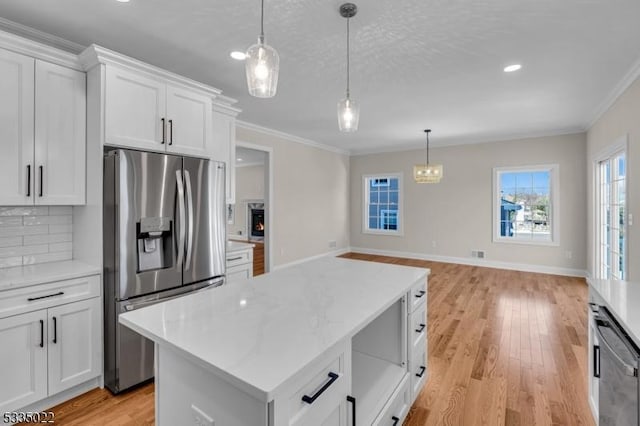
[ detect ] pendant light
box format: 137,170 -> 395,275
414,129 -> 443,183
337,3 -> 359,132
245,0 -> 279,98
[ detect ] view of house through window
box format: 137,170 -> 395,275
597,151 -> 626,280
363,174 -> 402,234
494,165 -> 558,243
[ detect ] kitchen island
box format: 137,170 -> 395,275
120,256 -> 430,425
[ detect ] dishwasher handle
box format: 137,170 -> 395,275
594,318 -> 638,377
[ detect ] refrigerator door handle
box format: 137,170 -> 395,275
184,169 -> 194,269
175,170 -> 186,267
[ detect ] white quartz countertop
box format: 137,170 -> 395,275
589,278 -> 640,346
226,240 -> 255,252
120,256 -> 429,401
0,260 -> 101,292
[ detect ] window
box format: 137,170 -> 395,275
363,173 -> 403,235
493,165 -> 559,245
596,149 -> 626,280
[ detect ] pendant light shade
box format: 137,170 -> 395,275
337,3 -> 359,132
245,0 -> 279,98
414,129 -> 443,183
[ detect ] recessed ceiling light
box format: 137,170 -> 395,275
230,51 -> 246,61
115,0 -> 130,3
237,158 -> 243,162
504,64 -> 522,73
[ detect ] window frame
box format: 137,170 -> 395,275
362,173 -> 404,236
492,164 -> 560,246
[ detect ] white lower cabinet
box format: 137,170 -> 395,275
0,275 -> 101,413
588,308 -> 599,422
373,375 -> 411,426
0,310 -> 47,412
226,245 -> 254,284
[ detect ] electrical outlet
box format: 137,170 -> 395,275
191,404 -> 214,426
471,250 -> 485,259
329,240 -> 337,248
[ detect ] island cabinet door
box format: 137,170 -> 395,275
0,309 -> 47,413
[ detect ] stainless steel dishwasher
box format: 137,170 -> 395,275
593,305 -> 640,426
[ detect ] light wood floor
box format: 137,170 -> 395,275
30,254 -> 593,425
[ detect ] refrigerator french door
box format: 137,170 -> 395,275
103,149 -> 225,393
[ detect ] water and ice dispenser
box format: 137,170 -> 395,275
137,217 -> 172,272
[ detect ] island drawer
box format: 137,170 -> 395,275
285,345 -> 348,426
409,338 -> 428,403
408,302 -> 427,354
226,250 -> 251,267
0,275 -> 100,319
408,279 -> 427,313
372,374 -> 410,426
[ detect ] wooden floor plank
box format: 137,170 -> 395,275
24,253 -> 593,426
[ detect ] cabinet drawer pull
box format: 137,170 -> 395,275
26,165 -> 31,197
28,291 -> 64,302
161,118 -> 166,144
168,119 -> 173,145
414,290 -> 426,298
347,395 -> 356,425
52,316 -> 57,344
392,416 -> 400,426
416,365 -> 426,378
39,319 -> 44,348
594,345 -> 600,378
39,165 -> 44,197
415,323 -> 426,333
227,256 -> 243,262
301,372 -> 339,404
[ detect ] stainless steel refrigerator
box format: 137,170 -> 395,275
103,148 -> 226,393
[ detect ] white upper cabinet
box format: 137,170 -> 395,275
104,65 -> 213,158
35,60 -> 86,205
166,85 -> 212,157
0,49 -> 34,205
105,66 -> 166,151
0,48 -> 86,206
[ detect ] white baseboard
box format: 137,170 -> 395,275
348,246 -> 587,278
273,247 -> 351,271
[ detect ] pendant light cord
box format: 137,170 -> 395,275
260,0 -> 265,43
425,130 -> 430,166
346,17 -> 350,98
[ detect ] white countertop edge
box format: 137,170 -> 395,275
588,278 -> 640,347
120,268 -> 429,402
226,240 -> 256,252
0,260 -> 101,291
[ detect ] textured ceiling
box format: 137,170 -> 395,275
1,0 -> 639,152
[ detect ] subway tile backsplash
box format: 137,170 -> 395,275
0,206 -> 73,268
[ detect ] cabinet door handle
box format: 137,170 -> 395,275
416,365 -> 426,378
26,165 -> 31,197
392,416 -> 400,426
347,395 -> 356,426
301,372 -> 339,404
39,319 -> 44,348
161,118 -> 166,144
414,290 -> 426,298
28,291 -> 64,302
594,345 -> 600,378
38,165 -> 43,197
227,256 -> 243,262
415,323 -> 426,333
52,316 -> 57,344
168,119 -> 173,145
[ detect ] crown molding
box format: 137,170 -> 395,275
236,120 -> 351,156
0,17 -> 85,54
350,127 -> 585,156
0,25 -> 82,70
586,55 -> 640,130
79,44 -> 223,97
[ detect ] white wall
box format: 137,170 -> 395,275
236,125 -> 350,267
350,133 -> 588,275
587,76 -> 640,280
228,164 -> 264,238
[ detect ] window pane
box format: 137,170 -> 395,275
389,191 -> 398,204
370,191 -> 378,204
369,217 -> 378,229
379,191 -> 389,204
369,205 -> 378,218
390,178 -> 399,190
